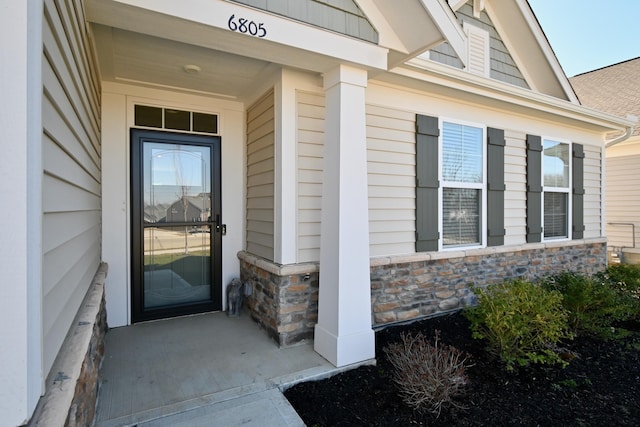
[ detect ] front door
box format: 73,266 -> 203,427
131,129 -> 222,322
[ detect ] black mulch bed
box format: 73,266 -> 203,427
284,312 -> 640,426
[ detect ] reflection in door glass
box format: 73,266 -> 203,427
143,144 -> 212,224
142,142 -> 213,310
143,226 -> 212,309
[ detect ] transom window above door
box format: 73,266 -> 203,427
134,105 -> 219,135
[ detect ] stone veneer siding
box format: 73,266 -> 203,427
238,239 -> 607,344
239,252 -> 319,346
31,263 -> 108,427
371,239 -> 607,325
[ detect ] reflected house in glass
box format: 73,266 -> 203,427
144,203 -> 168,223
4,1 -> 638,425
166,193 -> 212,224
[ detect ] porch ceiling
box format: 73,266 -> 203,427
91,24 -> 274,100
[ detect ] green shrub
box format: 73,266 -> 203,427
464,279 -> 572,371
598,264 -> 640,319
541,272 -> 633,337
384,331 -> 469,417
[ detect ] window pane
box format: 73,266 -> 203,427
442,122 -> 483,183
193,112 -> 218,134
544,140 -> 569,187
135,105 -> 162,128
165,109 -> 191,131
443,188 -> 480,246
544,192 -> 568,238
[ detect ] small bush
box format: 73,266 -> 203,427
464,279 -> 573,370
541,272 -> 633,337
384,330 -> 469,417
598,264 -> 640,319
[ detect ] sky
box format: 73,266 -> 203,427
527,0 -> 640,77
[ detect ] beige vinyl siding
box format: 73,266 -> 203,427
504,130 -> 527,245
583,144 -> 602,238
296,97 -> 417,260
42,0 -> 101,376
367,105 -> 416,256
297,91 -> 325,262
606,154 -> 640,247
246,90 -> 275,260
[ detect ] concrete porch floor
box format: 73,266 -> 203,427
95,312 -> 361,426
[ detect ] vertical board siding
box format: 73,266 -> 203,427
246,90 -> 275,260
504,130 -> 527,245
367,106 -> 416,256
606,154 -> 640,248
297,91 -> 325,263
42,0 -> 101,377
583,144 -> 602,239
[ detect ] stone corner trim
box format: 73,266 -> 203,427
238,252 -> 319,347
32,263 -> 108,427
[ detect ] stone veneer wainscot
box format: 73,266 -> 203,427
239,238 -> 607,344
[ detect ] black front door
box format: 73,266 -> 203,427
131,129 -> 222,322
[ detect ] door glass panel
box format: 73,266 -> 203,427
142,142 -> 213,310
144,225 -> 211,309
144,143 -> 212,224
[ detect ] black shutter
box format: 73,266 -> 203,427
526,134 -> 543,243
487,128 -> 505,246
572,143 -> 585,239
415,114 -> 439,252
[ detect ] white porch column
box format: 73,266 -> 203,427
314,65 -> 375,367
0,0 -> 43,424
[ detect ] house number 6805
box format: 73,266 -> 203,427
228,14 -> 267,38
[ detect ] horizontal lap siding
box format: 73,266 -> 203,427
583,144 -> 602,238
504,130 -> 527,245
297,91 -> 325,262
606,154 -> 640,247
366,105 -> 416,256
42,0 -> 101,376
246,90 -> 275,260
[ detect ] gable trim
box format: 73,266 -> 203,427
419,0 -> 467,66
485,0 -> 579,103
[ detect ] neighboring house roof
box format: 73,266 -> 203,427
570,57 -> 640,137
168,194 -> 212,212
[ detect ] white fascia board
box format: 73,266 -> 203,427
449,0 -> 467,11
112,0 -> 388,70
355,0 -> 406,53
419,0 -> 467,66
510,0 -> 579,103
399,58 -> 636,133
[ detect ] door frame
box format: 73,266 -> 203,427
130,128 -> 223,323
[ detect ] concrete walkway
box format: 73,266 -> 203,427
95,312 -> 370,426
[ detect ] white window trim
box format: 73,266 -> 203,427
542,137 -> 572,241
439,118 -> 487,251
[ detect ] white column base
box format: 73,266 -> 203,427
314,324 -> 375,368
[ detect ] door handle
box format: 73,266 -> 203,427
215,214 -> 227,235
